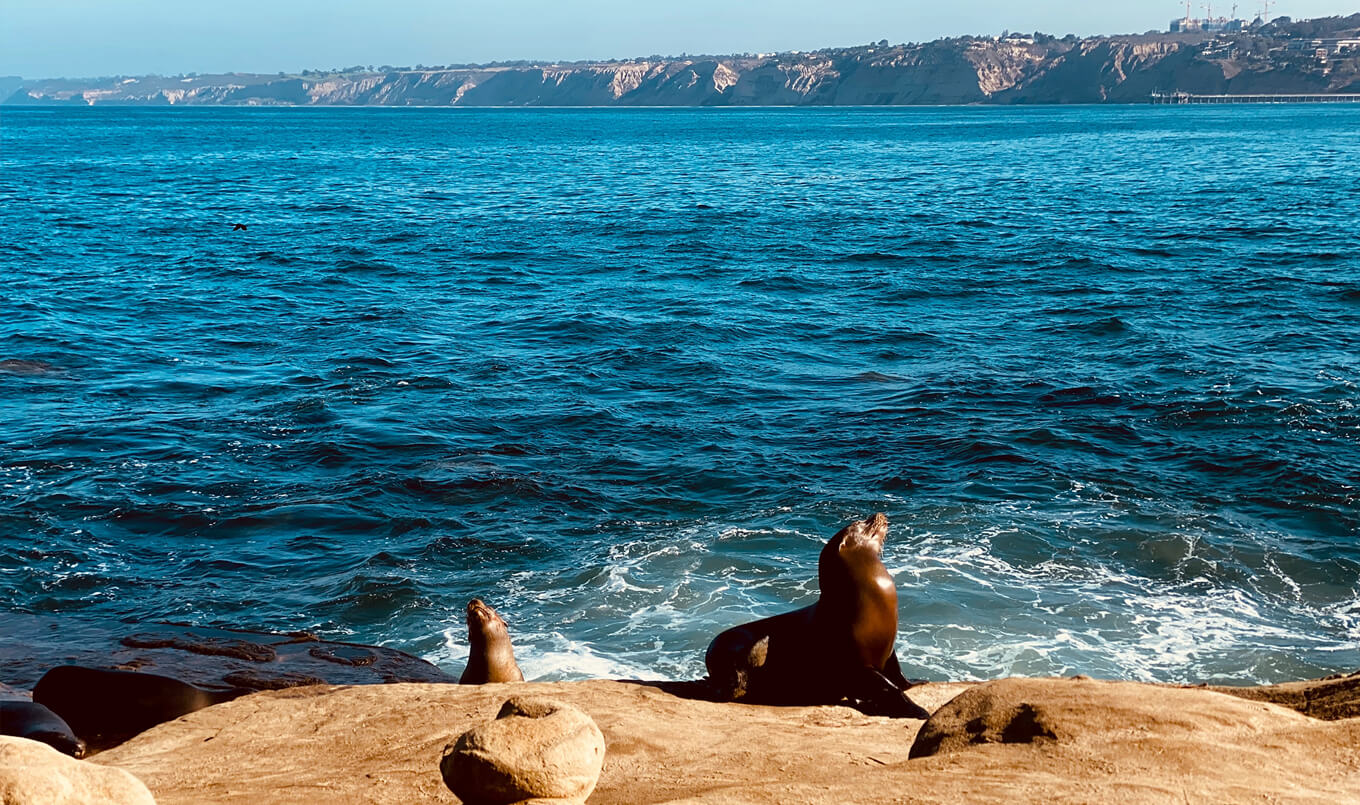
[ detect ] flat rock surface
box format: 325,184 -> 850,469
94,678 -> 1360,804
0,613 -> 454,693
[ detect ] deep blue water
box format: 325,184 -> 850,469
1,105 -> 1357,685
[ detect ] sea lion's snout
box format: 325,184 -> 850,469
466,599 -> 504,631
839,512 -> 889,553
35,730 -> 86,759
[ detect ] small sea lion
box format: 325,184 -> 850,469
33,665 -> 238,751
232,223 -> 248,231
0,700 -> 87,758
704,513 -> 930,719
0,359 -> 59,375
459,599 -> 524,684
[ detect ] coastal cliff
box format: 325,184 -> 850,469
7,15 -> 1359,106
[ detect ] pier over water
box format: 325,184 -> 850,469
1151,91 -> 1360,104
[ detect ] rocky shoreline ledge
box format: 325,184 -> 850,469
4,605 -> 1360,803
4,670 -> 1357,803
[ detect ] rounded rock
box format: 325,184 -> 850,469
0,735 -> 156,805
440,697 -> 605,805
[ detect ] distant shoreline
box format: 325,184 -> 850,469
7,14 -> 1358,108
7,102 -> 1360,110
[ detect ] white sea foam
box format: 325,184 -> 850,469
421,505 -> 1358,687
516,632 -> 661,681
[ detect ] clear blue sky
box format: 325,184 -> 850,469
3,1 -> 1356,79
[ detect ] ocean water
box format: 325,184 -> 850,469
1,105 -> 1357,687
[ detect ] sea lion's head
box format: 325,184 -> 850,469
818,512 -> 894,607
466,599 -> 510,646
32,729 -> 87,759
831,512 -> 888,557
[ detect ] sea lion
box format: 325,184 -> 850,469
0,359 -> 59,375
33,665 -> 238,751
704,513 -> 930,719
459,599 -> 525,684
0,699 -> 87,758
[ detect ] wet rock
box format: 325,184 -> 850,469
221,670 -> 326,691
440,697 -> 605,805
121,633 -> 277,662
0,735 -> 155,804
0,612 -> 456,693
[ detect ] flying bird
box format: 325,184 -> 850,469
232,223 -> 248,231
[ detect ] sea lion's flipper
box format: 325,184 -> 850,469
881,652 -> 929,689
704,624 -> 772,701
881,652 -> 910,688
716,634 -> 769,701
734,635 -> 770,699
847,667 -> 931,719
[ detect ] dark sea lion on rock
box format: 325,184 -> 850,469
460,599 -> 525,684
0,700 -> 87,758
704,513 -> 930,719
33,666 -> 239,751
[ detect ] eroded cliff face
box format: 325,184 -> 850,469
2,45 -> 1054,107
997,40 -> 1200,103
8,16 -> 1359,106
966,42 -> 1055,95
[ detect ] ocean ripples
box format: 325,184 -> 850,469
1,106 -> 1358,685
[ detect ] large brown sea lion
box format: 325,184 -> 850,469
459,599 -> 525,684
0,699 -> 86,757
704,513 -> 930,718
33,666 -> 238,752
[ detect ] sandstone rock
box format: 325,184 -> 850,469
0,735 -> 155,804
910,675 -> 1358,761
441,697 -> 605,805
92,678 -> 1360,804
1207,669 -> 1360,720
910,679 -> 1068,758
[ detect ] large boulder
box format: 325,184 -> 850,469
0,735 -> 155,804
910,678 -> 1072,758
910,675 -> 1349,760
441,697 -> 605,805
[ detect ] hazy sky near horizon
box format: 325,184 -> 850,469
3,1 -> 1357,79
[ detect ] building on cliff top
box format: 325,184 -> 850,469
1170,16 -> 1249,33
